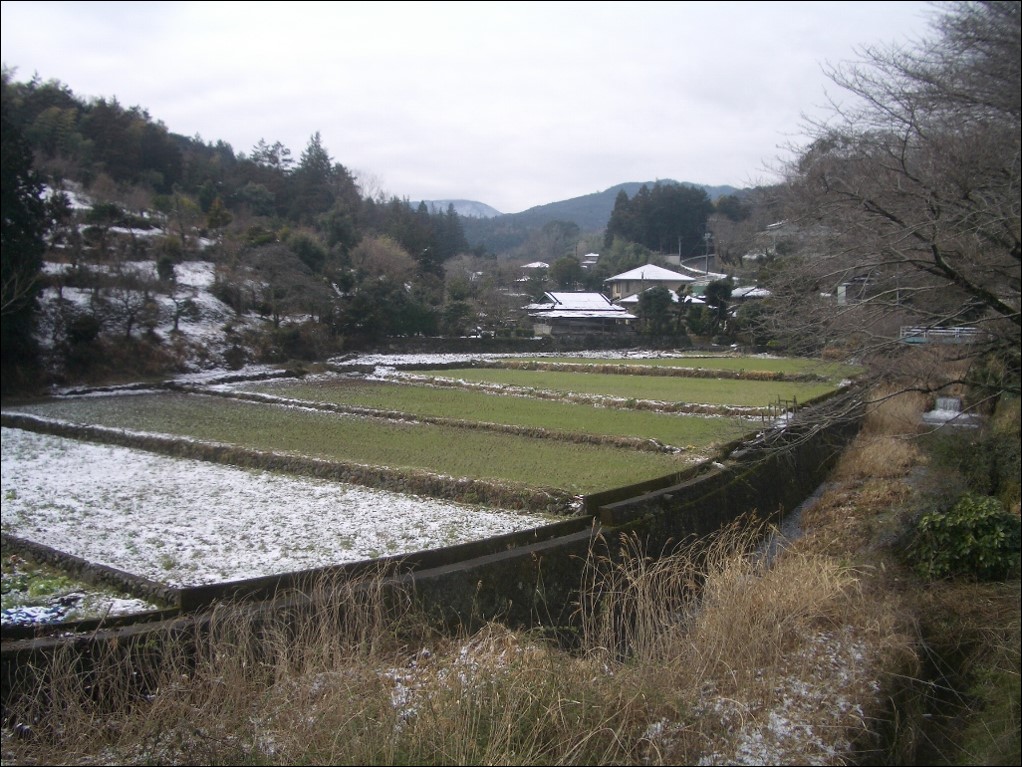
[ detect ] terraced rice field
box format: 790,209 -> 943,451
231,376 -> 752,450
393,367 -> 838,408
501,354 -> 861,377
1,351 -> 856,621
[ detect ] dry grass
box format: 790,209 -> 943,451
795,386 -> 1021,766
3,385 -> 1017,766
832,436 -> 925,481
2,513 -> 913,766
862,386 -> 930,436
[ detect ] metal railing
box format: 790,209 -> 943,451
899,326 -> 983,344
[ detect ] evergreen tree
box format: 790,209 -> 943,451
1,92 -> 49,390
249,138 -> 294,173
289,132 -> 336,222
437,203 -> 468,261
636,285 -> 675,339
703,278 -> 734,338
550,255 -> 583,290
604,183 -> 713,256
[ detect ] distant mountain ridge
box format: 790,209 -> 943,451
411,200 -> 504,218
419,180 -> 740,228
458,180 -> 743,255
504,180 -> 740,232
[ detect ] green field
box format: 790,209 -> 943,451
505,355 -> 862,378
4,354 -> 850,499
7,394 -> 692,495
404,368 -> 837,408
238,378 -> 752,449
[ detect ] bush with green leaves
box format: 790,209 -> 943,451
907,494 -> 1021,581
921,398 -> 1021,513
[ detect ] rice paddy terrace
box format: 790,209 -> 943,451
1,350 -> 862,629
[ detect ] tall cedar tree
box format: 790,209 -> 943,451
605,182 -> 714,256
1,92 -> 48,391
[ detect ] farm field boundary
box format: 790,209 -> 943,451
1,532 -> 181,616
378,369 -> 842,418
396,367 -> 839,406
1,391 -> 690,496
468,359 -> 844,381
178,385 -> 687,455
1,514 -> 594,632
0,412 -> 578,514
1,385 -> 866,707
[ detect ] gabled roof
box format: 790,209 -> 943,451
521,261 -> 549,269
547,292 -> 620,311
524,292 -> 634,318
605,265 -> 695,282
525,292 -> 625,311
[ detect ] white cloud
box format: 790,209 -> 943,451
1,0 -> 934,212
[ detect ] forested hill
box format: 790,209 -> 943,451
2,65 -> 764,391
460,181 -> 741,255
0,66 -> 742,255
512,181 -> 739,231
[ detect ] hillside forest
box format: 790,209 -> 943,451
0,6 -> 1020,763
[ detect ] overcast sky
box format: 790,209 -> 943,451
2,1 -> 938,213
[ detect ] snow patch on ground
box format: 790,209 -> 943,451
334,349 -> 772,369
1,427 -> 555,588
694,628 -> 880,765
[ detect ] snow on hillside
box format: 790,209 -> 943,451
38,258 -> 252,370
412,199 -> 503,218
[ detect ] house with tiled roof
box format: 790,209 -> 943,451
523,292 -> 635,336
604,265 -> 695,301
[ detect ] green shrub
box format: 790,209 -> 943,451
922,399 -> 1021,511
908,494 -> 1021,581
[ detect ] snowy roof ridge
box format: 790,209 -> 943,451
605,264 -> 696,282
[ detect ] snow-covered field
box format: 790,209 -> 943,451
0,427 -> 555,588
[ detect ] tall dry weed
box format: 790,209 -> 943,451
567,515 -> 913,765
863,386 -> 929,436
832,435 -> 924,481
2,519 -> 915,766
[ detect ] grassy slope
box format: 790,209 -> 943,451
791,391 -> 1021,765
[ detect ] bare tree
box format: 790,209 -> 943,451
768,1 -> 1020,404
348,234 -> 417,282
